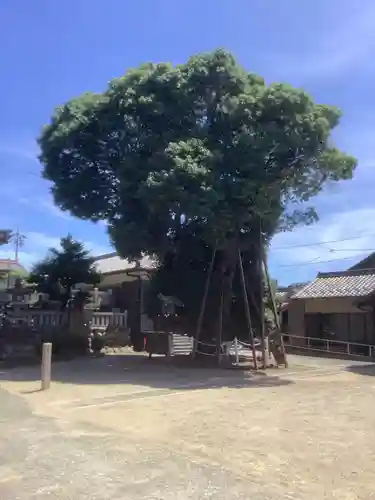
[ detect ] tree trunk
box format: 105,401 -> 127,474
208,240 -> 237,347
220,239 -> 238,342
195,240 -> 238,356
129,277 -> 144,351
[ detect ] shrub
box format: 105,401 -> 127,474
35,327 -> 89,358
91,333 -> 105,354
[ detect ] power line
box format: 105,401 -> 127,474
277,253 -> 373,269
272,233 -> 375,251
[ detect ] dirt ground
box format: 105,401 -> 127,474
1,352 -> 375,499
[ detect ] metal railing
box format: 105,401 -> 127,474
194,339 -> 217,357
194,338 -> 261,360
284,334 -> 375,358
171,334 -> 194,356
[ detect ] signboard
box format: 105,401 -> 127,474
0,230 -> 12,245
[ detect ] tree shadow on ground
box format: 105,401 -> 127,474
0,352 -> 292,391
346,364 -> 375,377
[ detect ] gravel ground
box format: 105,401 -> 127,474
0,354 -> 375,499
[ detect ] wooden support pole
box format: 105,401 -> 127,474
192,247 -> 216,359
238,250 -> 258,370
258,223 -> 268,369
139,276 -> 144,334
41,342 -> 52,390
262,244 -> 288,368
216,278 -> 224,365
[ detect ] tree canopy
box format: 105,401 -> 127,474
38,49 -> 357,263
28,235 -> 100,307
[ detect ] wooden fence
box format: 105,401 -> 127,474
5,310 -> 128,331
90,311 -> 128,331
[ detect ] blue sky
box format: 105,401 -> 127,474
1,0 -> 375,285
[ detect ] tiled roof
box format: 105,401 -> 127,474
292,270 -> 375,299
0,260 -> 27,274
93,252 -> 156,274
275,290 -> 287,302
276,283 -> 308,303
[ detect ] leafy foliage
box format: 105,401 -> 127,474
38,49 -> 357,338
38,49 -> 357,261
28,235 -> 100,307
35,328 -> 89,358
147,236 -> 277,341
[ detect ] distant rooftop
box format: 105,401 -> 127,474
276,283 -> 308,302
0,259 -> 28,275
292,269 -> 375,300
93,252 -> 156,275
348,252 -> 375,271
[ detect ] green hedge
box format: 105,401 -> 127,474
35,328 -> 88,358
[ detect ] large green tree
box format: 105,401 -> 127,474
28,235 -> 100,308
38,49 -> 357,338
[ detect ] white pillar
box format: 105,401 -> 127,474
41,342 -> 52,390
167,333 -> 173,358
234,337 -> 239,365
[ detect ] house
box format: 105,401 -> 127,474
276,283 -> 308,333
0,253 -> 156,313
0,259 -> 28,289
0,260 -> 28,302
93,253 -> 155,289
286,253 -> 375,345
92,253 -> 155,313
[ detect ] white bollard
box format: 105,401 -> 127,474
234,337 -> 239,365
167,333 -> 173,358
41,342 -> 52,391
263,337 -> 270,368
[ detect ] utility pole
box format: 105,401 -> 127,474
6,258 -> 11,289
11,228 -> 26,262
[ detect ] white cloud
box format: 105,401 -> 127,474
18,196 -> 72,221
0,231 -> 111,270
0,231 -> 59,269
0,141 -> 39,163
38,199 -> 72,220
84,241 -> 112,258
307,9 -> 375,77
270,3 -> 375,80
270,207 -> 375,271
0,249 -> 40,269
25,232 -> 61,250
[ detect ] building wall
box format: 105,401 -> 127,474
111,281 -> 139,311
304,297 -> 366,314
287,299 -> 306,345
100,271 -> 138,288
287,297 -> 375,345
0,275 -> 17,291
